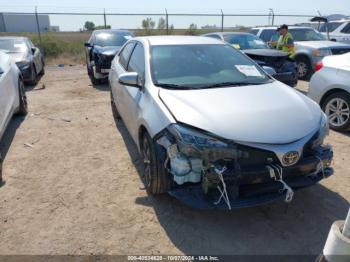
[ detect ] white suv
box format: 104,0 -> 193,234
319,20 -> 350,44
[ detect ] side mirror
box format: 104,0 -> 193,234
331,39 -> 337,42
262,66 -> 276,76
84,42 -> 92,47
118,72 -> 141,88
31,47 -> 36,54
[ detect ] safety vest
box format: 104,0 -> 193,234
277,32 -> 296,58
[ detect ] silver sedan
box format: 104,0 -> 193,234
308,52 -> 350,131
109,36 -> 333,209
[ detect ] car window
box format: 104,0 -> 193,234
127,43 -> 145,77
119,42 -> 136,69
341,22 -> 350,34
0,38 -> 28,53
92,31 -> 133,47
260,29 -> 277,42
249,29 -> 259,35
289,28 -> 326,41
319,22 -> 343,32
206,34 -> 222,40
224,34 -> 268,50
151,44 -> 270,89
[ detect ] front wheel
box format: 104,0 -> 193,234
28,64 -> 38,86
296,57 -> 312,80
141,132 -> 171,194
323,92 -> 350,132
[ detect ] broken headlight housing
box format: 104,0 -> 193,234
167,124 -> 229,150
312,113 -> 329,149
166,124 -> 247,162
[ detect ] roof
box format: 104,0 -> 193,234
135,35 -> 224,46
203,32 -> 252,36
251,26 -> 314,30
93,29 -> 133,34
0,36 -> 28,40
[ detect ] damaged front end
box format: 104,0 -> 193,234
156,123 -> 333,209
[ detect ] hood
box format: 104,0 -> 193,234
159,81 -> 321,144
7,52 -> 27,63
296,40 -> 350,49
93,46 -> 121,56
243,49 -> 289,58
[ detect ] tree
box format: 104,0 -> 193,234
157,17 -> 166,30
186,23 -> 198,35
141,18 -> 156,35
84,21 -> 95,31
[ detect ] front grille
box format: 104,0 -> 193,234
236,145 -> 279,168
95,54 -> 115,69
331,48 -> 350,55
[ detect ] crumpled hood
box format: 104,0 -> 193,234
296,40 -> 350,49
93,46 -> 121,56
243,49 -> 289,58
7,52 -> 27,63
159,81 -> 321,144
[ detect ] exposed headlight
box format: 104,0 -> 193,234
16,60 -> 31,69
312,49 -> 332,57
167,124 -> 229,150
312,113 -> 329,149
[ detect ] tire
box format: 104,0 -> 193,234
141,132 -> 171,194
296,56 -> 313,80
28,64 -> 38,86
39,59 -> 45,76
110,88 -> 121,120
17,78 -> 28,115
88,65 -> 101,85
322,91 -> 350,132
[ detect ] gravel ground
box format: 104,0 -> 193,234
0,65 -> 349,255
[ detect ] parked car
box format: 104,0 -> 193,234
250,26 -> 350,80
0,36 -> 45,85
308,52 -> 350,131
319,20 -> 350,44
0,51 -> 28,183
202,32 -> 298,87
109,36 -> 333,209
84,29 -> 134,85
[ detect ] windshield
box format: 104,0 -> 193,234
319,22 -> 343,32
151,44 -> 271,89
93,32 -> 133,47
225,34 -> 269,50
289,28 -> 327,41
0,39 -> 28,53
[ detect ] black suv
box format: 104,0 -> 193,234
84,29 -> 134,85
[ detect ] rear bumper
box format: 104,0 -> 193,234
169,146 -> 333,209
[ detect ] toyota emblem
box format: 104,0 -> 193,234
282,151 -> 300,166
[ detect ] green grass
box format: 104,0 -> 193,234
0,28 -> 248,64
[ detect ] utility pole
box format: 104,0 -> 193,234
35,6 -> 42,45
165,9 -> 169,35
104,9 -> 107,29
221,9 -> 224,32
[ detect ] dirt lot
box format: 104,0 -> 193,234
0,65 -> 349,256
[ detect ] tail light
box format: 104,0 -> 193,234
315,61 -> 324,71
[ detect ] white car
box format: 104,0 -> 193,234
0,51 -> 28,183
308,52 -> 350,131
319,20 -> 350,44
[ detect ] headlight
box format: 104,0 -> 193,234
16,60 -> 30,69
312,113 -> 329,149
167,124 -> 229,150
312,49 -> 332,57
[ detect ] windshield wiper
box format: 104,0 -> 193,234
199,81 -> 270,89
155,83 -> 196,90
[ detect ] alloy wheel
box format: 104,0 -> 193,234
325,98 -> 350,127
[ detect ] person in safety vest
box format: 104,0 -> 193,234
276,24 -> 296,59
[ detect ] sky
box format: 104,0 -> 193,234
1,0 -> 350,31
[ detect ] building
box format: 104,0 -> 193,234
0,13 -> 52,32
